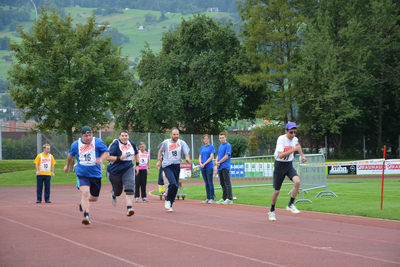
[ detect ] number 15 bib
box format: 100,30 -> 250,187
79,137 -> 96,166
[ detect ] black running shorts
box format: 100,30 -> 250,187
273,161 -> 298,190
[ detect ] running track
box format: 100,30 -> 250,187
0,181 -> 399,267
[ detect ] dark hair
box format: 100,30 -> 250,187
139,142 -> 146,146
119,129 -> 129,135
219,132 -> 226,136
203,134 -> 210,139
171,127 -> 179,133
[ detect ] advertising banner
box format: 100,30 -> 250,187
244,162 -> 274,177
230,163 -> 245,177
357,162 -> 400,175
327,165 -> 357,175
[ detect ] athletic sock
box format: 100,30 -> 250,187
127,205 -> 132,210
289,197 -> 295,206
83,212 -> 89,217
270,204 -> 275,212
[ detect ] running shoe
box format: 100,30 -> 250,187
221,199 -> 233,205
127,208 -> 135,216
286,204 -> 300,214
165,200 -> 171,210
208,199 -> 215,204
142,198 -> 149,202
268,211 -> 276,221
167,207 -> 173,212
135,197 -> 139,202
215,199 -> 224,204
202,199 -> 209,204
82,215 -> 90,225
111,194 -> 117,206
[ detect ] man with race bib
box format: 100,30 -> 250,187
64,126 -> 109,225
155,127 -> 190,212
106,130 -> 139,216
34,144 -> 56,203
268,122 -> 307,221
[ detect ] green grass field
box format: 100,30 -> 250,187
1,159 -> 399,221
168,179 -> 400,221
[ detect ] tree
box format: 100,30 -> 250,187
158,12 -> 167,22
295,0 -> 368,157
236,0 -> 309,124
112,13 -> 265,134
7,6 -> 131,150
295,0 -> 400,157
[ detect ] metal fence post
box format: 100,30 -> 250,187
211,135 -> 214,146
0,124 -> 2,161
99,130 -> 102,140
191,134 -> 194,160
363,135 -> 366,159
325,136 -> 328,159
148,132 -> 151,156
37,132 -> 42,155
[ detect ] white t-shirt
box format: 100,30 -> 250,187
274,135 -> 298,162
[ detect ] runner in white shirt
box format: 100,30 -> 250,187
155,127 -> 190,212
268,122 -> 307,221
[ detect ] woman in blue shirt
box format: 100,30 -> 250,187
199,134 -> 216,203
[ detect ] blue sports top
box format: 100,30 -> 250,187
217,142 -> 232,171
107,139 -> 139,175
68,137 -> 109,178
199,144 -> 216,170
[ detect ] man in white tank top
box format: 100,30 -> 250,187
268,122 -> 307,222
156,127 -> 190,212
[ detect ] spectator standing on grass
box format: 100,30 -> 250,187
106,130 -> 139,216
155,127 -> 190,212
135,142 -> 150,202
268,122 -> 307,222
64,126 -> 109,225
34,144 -> 56,203
199,134 -> 216,204
215,132 -> 233,205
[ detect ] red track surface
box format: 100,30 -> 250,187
1,181 -> 399,267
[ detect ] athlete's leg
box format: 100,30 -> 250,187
291,176 -> 300,198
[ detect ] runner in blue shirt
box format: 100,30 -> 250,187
64,126 -> 109,225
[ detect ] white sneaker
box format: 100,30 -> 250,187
127,208 -> 135,217
268,211 -> 276,221
135,197 -> 139,202
111,194 -> 117,206
208,199 -> 215,204
165,200 -> 171,210
167,207 -> 173,212
286,204 -> 300,214
202,199 -> 209,204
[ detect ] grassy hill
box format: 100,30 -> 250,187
0,6 -> 237,81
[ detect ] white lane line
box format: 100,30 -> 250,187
92,206 -> 400,266
0,215 -> 145,267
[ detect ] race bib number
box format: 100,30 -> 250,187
40,155 -> 51,172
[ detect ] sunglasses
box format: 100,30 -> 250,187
288,131 -> 297,134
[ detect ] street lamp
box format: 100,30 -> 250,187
30,0 -> 38,21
